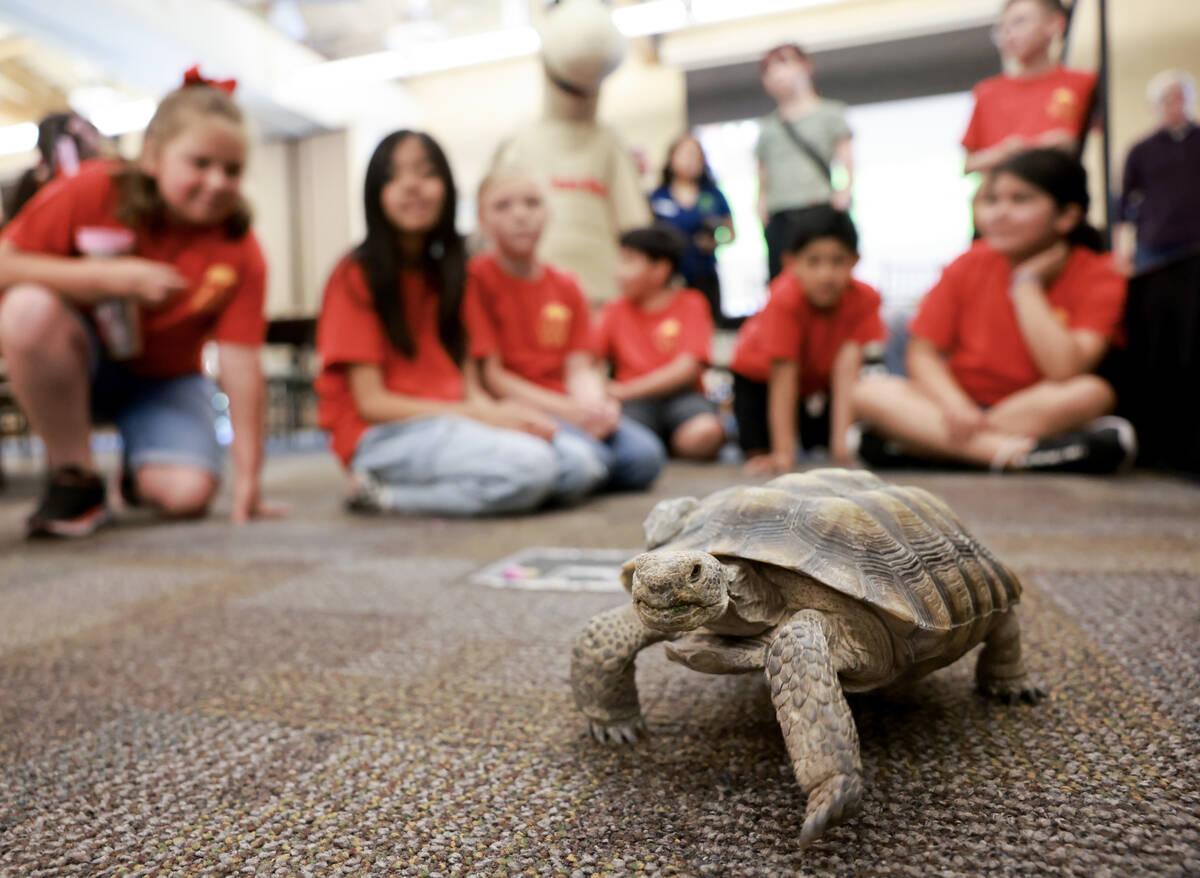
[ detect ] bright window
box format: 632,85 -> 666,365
695,91 -> 977,320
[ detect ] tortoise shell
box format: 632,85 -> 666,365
624,469 -> 1022,664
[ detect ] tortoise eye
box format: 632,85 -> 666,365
688,563 -> 702,582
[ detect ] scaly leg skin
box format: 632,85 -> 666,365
975,609 -> 1047,705
766,610 -> 864,850
570,603 -> 672,744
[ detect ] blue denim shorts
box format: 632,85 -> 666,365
85,326 -> 224,475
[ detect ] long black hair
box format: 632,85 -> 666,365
355,130 -> 466,362
992,148 -> 1106,252
658,133 -> 716,190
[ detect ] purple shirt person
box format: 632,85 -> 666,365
1117,71 -> 1200,273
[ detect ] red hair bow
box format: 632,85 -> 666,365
182,65 -> 237,96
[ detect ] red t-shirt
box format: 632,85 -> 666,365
465,252 -> 591,393
593,289 -> 713,388
315,255 -> 477,466
962,66 -> 1096,153
730,274 -> 885,397
908,242 -> 1126,406
2,159 -> 266,378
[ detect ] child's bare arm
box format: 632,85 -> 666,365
348,362 -> 553,439
831,137 -> 854,210
746,358 -> 800,475
0,243 -> 185,305
1032,128 -> 1080,153
1009,250 -> 1108,379
906,337 -> 985,442
564,352 -> 608,403
348,363 -> 462,423
218,343 -> 286,523
461,358 -> 492,402
757,163 -> 769,226
963,136 -> 1028,175
829,342 -> 863,464
481,354 -> 577,419
607,354 -> 704,403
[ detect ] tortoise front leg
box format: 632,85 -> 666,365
766,610 -> 863,849
975,608 -> 1047,704
570,603 -> 672,744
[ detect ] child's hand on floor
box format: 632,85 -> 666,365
231,478 -> 290,525
93,257 -> 188,305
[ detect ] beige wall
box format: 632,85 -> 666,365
240,139 -> 293,318
658,0 -> 997,67
403,54 -> 686,224
241,130 -> 355,319
291,130 -> 354,316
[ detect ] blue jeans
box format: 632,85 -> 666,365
351,415 -> 558,516
549,427 -> 609,504
558,416 -> 665,492
1135,241 -> 1198,273
90,358 -> 223,475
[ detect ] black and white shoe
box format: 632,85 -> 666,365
26,466 -> 112,538
345,471 -> 387,515
853,428 -> 971,471
1018,416 -> 1138,474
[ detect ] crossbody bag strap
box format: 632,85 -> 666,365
775,112 -> 833,182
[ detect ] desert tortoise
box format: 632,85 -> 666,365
570,469 -> 1044,848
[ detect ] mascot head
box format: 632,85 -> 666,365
538,0 -> 626,97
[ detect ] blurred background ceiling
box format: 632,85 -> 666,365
232,0 -> 533,59
0,0 -> 998,148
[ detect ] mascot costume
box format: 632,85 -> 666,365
493,0 -> 652,305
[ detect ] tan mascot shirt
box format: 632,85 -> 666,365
497,122 -> 649,306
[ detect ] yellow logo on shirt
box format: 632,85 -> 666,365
537,302 -> 572,348
189,264 -> 238,314
1047,87 -> 1080,122
1053,306 -> 1070,326
655,318 -> 682,353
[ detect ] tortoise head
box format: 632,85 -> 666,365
630,550 -> 731,633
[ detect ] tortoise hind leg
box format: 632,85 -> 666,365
766,610 -> 864,849
975,609 -> 1047,704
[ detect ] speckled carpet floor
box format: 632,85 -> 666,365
1,455 -> 1198,877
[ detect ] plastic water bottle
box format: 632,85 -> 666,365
75,226 -> 142,360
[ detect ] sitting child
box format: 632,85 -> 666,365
729,206 -> 885,472
315,131 -> 564,516
592,226 -> 725,461
468,166 -> 663,497
0,70 -> 278,537
853,148 -> 1134,473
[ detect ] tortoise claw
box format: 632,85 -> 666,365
978,677 -> 1048,705
587,717 -> 647,745
799,772 -> 863,850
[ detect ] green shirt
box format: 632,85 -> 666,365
755,100 -> 851,214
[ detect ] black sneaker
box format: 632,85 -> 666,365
26,465 -> 112,538
854,429 -> 971,471
1018,416 -> 1138,474
117,459 -> 141,508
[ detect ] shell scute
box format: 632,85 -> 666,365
632,470 -> 1021,647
